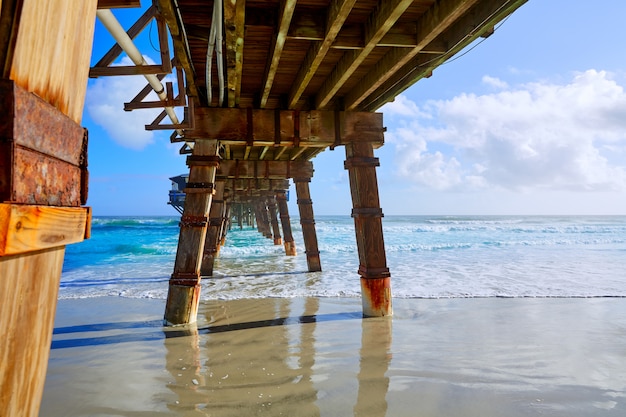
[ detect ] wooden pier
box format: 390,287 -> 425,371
0,0 -> 527,415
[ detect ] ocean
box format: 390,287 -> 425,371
60,215 -> 626,301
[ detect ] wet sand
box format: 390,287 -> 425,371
40,296 -> 626,416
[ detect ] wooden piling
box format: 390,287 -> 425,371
276,189 -> 297,256
267,195 -> 282,245
344,141 -> 392,316
165,139 -> 219,325
0,0 -> 95,407
294,178 -> 321,272
200,179 -> 224,276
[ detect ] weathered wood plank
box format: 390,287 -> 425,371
362,0 -> 529,111
344,0 -> 481,110
314,0 -> 414,109
217,160 -> 313,180
10,0 -> 97,123
0,247 -> 65,417
224,0 -> 246,108
186,107 -> 383,146
287,0 -> 357,109
0,204 -> 90,256
260,0 -> 297,108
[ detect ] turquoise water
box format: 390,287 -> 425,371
60,215 -> 626,300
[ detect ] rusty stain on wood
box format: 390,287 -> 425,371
361,277 -> 393,317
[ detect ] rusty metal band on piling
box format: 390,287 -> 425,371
186,155 -> 221,167
351,207 -> 384,218
344,156 -> 380,169
358,265 -> 391,279
179,215 -> 208,228
170,271 -> 200,286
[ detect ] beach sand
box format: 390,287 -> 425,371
40,296 -> 626,416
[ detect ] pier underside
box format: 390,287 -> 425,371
86,0 -> 527,325
1,0 -> 527,414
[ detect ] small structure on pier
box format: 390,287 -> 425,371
168,174 -> 188,214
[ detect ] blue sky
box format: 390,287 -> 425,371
85,0 -> 626,216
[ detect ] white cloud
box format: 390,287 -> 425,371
381,94 -> 431,119
482,75 -> 509,89
386,70 -> 626,193
86,57 -> 176,150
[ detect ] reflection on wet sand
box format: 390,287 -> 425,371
355,317 -> 392,417
163,297 -> 394,416
164,298 -> 325,415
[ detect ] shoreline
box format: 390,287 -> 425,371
41,296 -> 626,416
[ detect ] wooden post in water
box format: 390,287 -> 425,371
200,179 -> 224,276
258,199 -> 273,239
219,201 -> 231,247
267,195 -> 282,245
344,141 -> 392,316
164,139 -> 220,325
276,189 -> 297,256
294,178 -> 322,272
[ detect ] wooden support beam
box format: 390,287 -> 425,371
294,178 -> 321,272
344,141 -> 392,316
314,0 -> 414,109
185,107 -> 384,147
188,14 -> 447,51
200,180 -> 225,276
287,0 -> 357,109
276,189 -> 296,256
260,0 -> 297,108
9,0 -> 97,123
362,0 -> 529,111
0,247 -> 65,417
156,0 -> 198,98
164,140 -> 219,325
219,203 -> 231,248
217,160 -> 313,180
267,195 -> 282,245
0,205 -> 90,256
344,0 -> 481,111
224,0 -> 246,108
